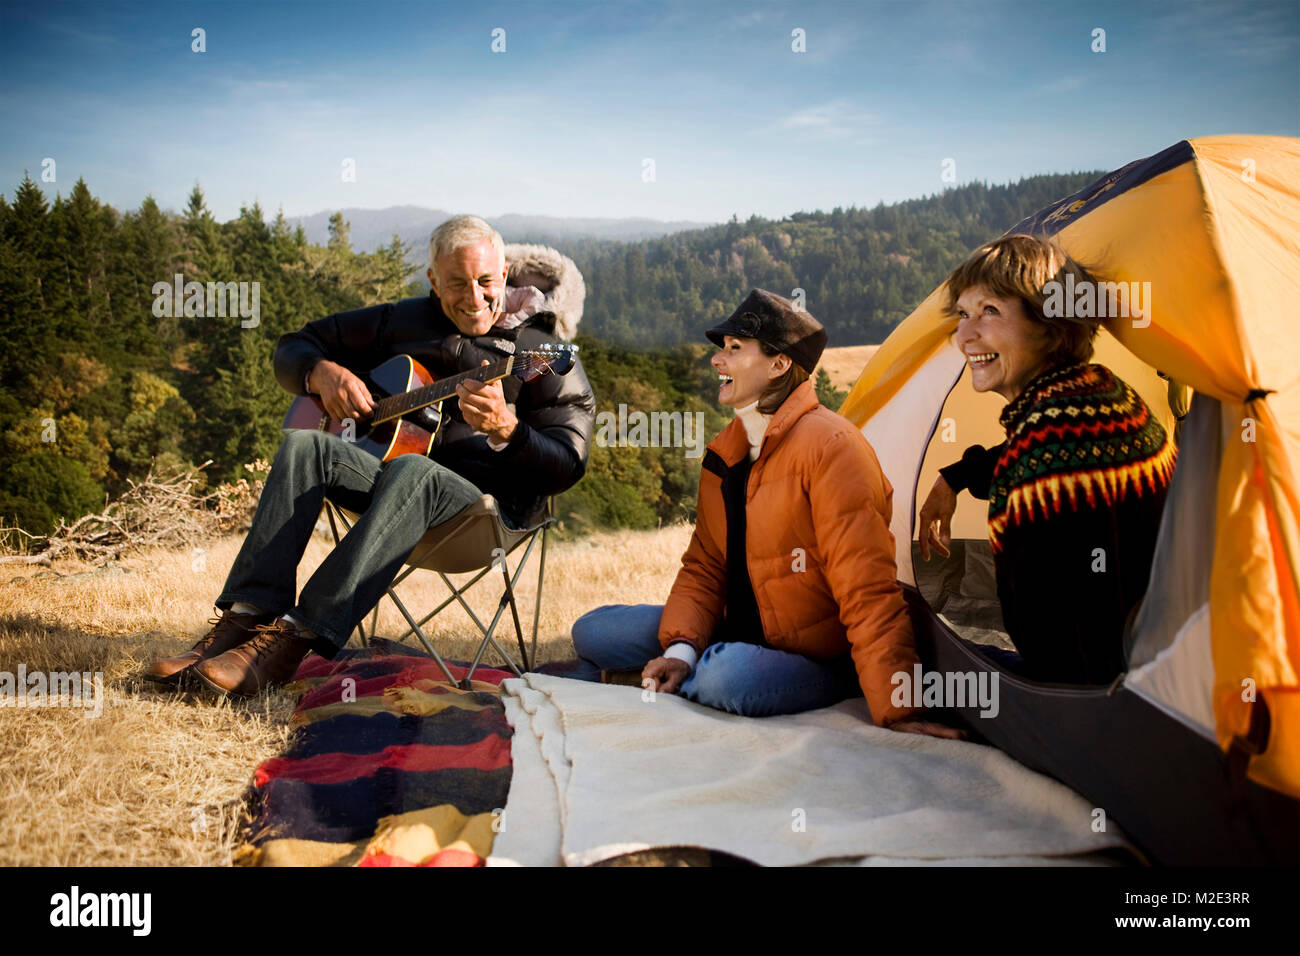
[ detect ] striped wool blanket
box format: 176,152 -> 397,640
237,640 -> 513,867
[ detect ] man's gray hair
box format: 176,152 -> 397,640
428,215 -> 505,271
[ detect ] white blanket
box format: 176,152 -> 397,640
488,674 -> 1129,867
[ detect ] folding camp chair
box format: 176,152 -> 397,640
321,495 -> 553,689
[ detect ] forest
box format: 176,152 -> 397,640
0,170 -> 1100,537
564,171 -> 1100,346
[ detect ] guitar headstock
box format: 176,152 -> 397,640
514,344 -> 578,382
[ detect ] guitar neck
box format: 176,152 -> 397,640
370,357 -> 514,424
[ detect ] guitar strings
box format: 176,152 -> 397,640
365,347 -> 573,424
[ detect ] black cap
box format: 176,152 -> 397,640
705,289 -> 828,375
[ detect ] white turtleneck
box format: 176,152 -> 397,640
661,397 -> 775,675
734,398 -> 774,461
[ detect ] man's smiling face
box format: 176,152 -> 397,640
429,238 -> 509,336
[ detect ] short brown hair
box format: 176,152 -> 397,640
755,340 -> 810,414
943,234 -> 1099,367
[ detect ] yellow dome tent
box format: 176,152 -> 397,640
840,135 -> 1300,863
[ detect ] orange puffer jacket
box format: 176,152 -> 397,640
658,380 -> 920,727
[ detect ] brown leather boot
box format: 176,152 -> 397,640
143,607 -> 275,685
193,617 -> 314,697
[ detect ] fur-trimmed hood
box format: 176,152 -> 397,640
505,243 -> 585,342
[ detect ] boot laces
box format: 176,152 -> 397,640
245,621 -> 298,659
196,608 -> 258,651
194,613 -> 230,651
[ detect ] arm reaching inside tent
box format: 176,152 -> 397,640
919,442 -> 1006,560
939,442 -> 1005,498
918,477 -> 956,561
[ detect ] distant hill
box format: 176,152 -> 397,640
290,174 -> 1105,350
563,172 -> 1107,348
289,206 -> 713,261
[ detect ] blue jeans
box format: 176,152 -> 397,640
216,429 -> 484,656
569,604 -> 861,717
958,637 -> 1026,674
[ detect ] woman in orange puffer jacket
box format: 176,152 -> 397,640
569,290 -> 957,736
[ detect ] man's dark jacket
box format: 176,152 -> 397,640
274,292 -> 595,527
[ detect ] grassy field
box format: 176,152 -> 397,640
0,522 -> 692,866
0,345 -> 881,866
816,344 -> 879,394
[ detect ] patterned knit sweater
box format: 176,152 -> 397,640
939,362 -> 1177,683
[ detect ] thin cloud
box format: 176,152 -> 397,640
1147,2 -> 1299,62
779,100 -> 880,140
37,15 -> 124,48
729,11 -> 770,30
1040,74 -> 1088,94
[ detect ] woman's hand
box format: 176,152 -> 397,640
918,475 -> 957,561
642,656 -> 691,695
890,718 -> 968,740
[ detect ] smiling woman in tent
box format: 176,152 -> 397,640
918,234 -> 1177,684
563,290 -> 957,737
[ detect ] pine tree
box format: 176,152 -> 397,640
56,178 -> 114,340
182,202 -> 289,481
327,211 -> 351,254
115,195 -> 182,358
180,187 -> 237,374
205,331 -> 285,477
270,206 -> 295,264
2,176 -> 65,389
814,368 -> 847,409
180,185 -> 232,281
366,232 -> 413,304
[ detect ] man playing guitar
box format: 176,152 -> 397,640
143,216 -> 595,696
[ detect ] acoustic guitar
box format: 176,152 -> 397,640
281,345 -> 578,462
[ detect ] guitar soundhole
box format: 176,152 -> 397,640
414,406 -> 441,431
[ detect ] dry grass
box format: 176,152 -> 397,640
815,344 -> 879,394
0,522 -> 691,865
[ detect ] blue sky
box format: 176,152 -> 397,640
2,0 -> 1296,223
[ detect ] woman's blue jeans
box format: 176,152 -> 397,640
569,604 -> 861,717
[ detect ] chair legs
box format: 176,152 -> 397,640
324,503 -> 370,649
379,583 -> 460,686
321,498 -> 551,689
458,520 -> 538,687
531,518 -> 549,673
